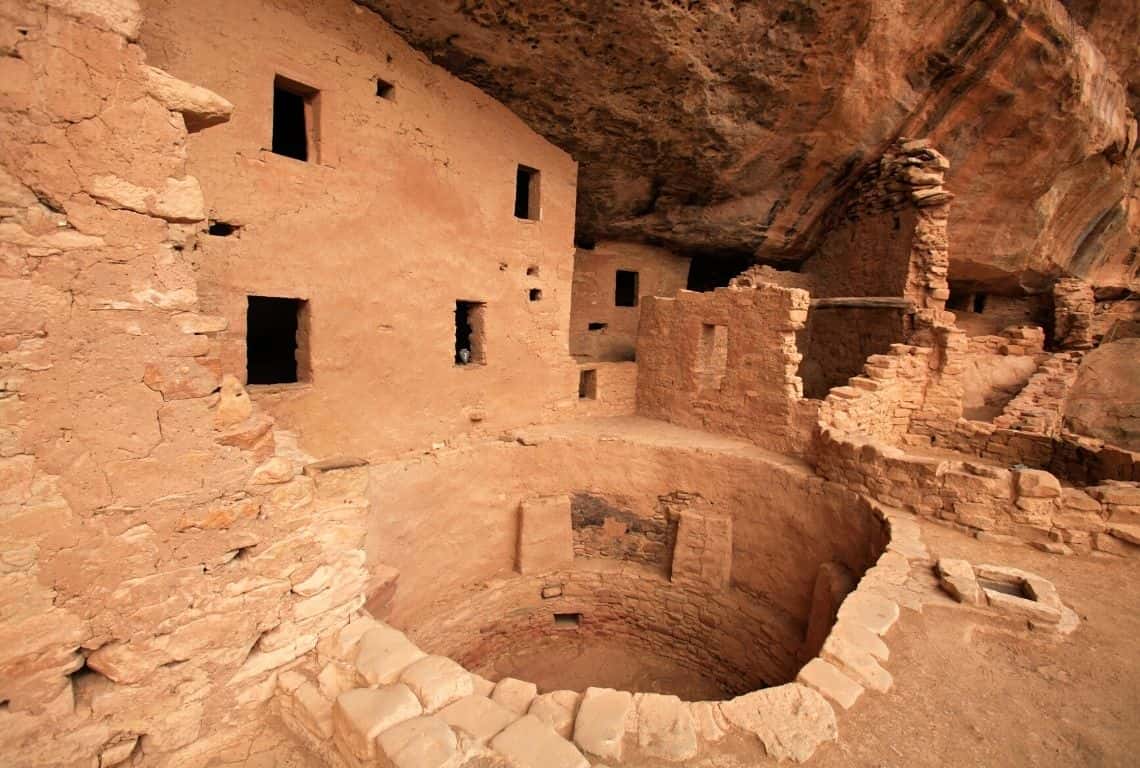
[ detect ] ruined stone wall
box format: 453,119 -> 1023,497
797,307 -> 908,399
635,284 -> 816,454
1054,276 -> 1097,349
139,0 -> 582,461
0,2 -> 383,765
799,139 -> 951,308
569,241 -> 690,362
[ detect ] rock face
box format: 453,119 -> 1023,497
361,0 -> 1138,289
1063,338 -> 1140,450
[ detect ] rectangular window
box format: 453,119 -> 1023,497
272,75 -> 319,162
553,612 -> 581,629
376,77 -> 395,100
578,369 -> 597,400
615,270 -> 639,307
247,296 -> 309,385
529,288 -> 543,302
515,165 -> 540,220
697,323 -> 728,391
455,300 -> 487,366
587,322 -> 608,331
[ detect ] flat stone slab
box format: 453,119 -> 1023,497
687,701 -> 729,744
937,558 -> 983,605
376,715 -> 458,768
721,683 -> 837,763
492,714 -> 589,768
354,624 -> 427,686
400,655 -> 474,713
796,658 -> 864,710
333,684 -> 422,760
821,626 -> 893,694
634,693 -> 697,762
528,690 -> 580,739
836,590 -> 900,636
492,677 -> 538,715
573,687 -> 633,761
439,694 -> 517,744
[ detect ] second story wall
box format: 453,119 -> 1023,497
141,0 -> 580,459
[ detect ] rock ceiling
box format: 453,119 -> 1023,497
359,0 -> 1140,290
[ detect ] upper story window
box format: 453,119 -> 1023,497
515,165 -> 540,220
272,75 -> 320,162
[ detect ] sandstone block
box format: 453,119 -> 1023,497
491,714 -> 589,768
491,676 -> 537,715
142,65 -> 234,131
573,687 -> 633,761
1108,523 -> 1140,547
399,656 -> 474,712
796,658 -> 864,710
354,624 -> 426,686
1014,469 -> 1062,499
835,591 -> 899,636
517,495 -> 573,574
528,690 -> 580,739
937,558 -> 983,605
821,626 -> 893,693
634,693 -> 697,762
688,701 -> 729,744
439,694 -> 517,744
333,685 -> 422,760
376,715 -> 457,768
720,684 -> 837,763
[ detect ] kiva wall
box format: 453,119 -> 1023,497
141,0 -> 581,460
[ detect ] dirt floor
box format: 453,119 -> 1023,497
224,518 -> 1140,767
809,520 -> 1140,768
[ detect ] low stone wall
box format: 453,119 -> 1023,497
814,340 -> 1140,556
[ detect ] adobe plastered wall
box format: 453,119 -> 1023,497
366,426 -> 885,675
140,0 -> 581,460
569,241 -> 690,362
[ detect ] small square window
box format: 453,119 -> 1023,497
455,300 -> 487,366
526,265 -> 540,276
272,75 -> 320,163
554,612 -> 581,629
578,369 -> 597,400
515,165 -> 540,221
376,77 -> 395,100
529,288 -> 543,302
247,296 -> 309,385
615,270 -> 639,307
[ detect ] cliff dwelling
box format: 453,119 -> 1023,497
2,1 -> 1140,767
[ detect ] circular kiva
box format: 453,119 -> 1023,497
273,505 -> 920,767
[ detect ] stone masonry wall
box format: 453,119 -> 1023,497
0,3 -> 380,765
636,283 -> 816,454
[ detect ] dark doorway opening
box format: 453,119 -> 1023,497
579,369 -> 597,400
615,270 -> 639,307
515,165 -> 540,220
247,296 -> 308,385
